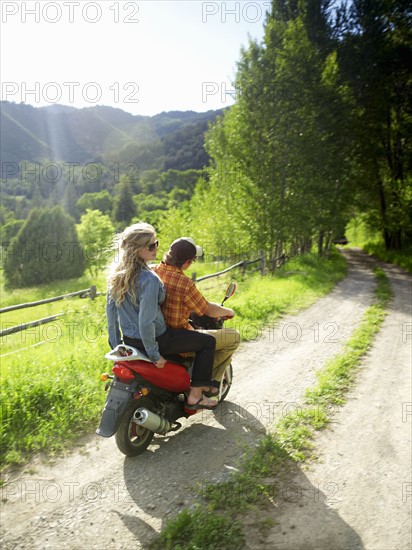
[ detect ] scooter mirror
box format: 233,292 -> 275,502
223,282 -> 236,303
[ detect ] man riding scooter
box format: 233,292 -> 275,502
153,237 -> 240,395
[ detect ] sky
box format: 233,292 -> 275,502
1,0 -> 270,116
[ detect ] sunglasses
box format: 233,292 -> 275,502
147,240 -> 159,252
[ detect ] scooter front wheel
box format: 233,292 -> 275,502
115,397 -> 155,456
218,363 -> 233,402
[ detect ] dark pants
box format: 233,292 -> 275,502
124,328 -> 216,388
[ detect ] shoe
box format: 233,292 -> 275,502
203,387 -> 219,398
186,395 -> 219,410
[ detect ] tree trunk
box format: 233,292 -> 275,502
318,230 -> 325,256
324,231 -> 332,256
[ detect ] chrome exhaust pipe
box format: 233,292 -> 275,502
133,408 -> 171,435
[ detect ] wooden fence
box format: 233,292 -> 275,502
0,286 -> 97,338
192,254 -> 264,282
1,252 -> 288,338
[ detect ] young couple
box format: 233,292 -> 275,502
106,222 -> 240,410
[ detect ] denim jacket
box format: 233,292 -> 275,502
106,268 -> 167,362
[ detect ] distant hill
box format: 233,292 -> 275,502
0,101 -> 224,170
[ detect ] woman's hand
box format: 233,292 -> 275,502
154,356 -> 167,369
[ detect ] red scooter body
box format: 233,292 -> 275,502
117,359 -> 191,393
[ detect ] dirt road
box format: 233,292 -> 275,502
1,249 -> 411,549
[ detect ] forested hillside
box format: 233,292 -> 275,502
0,102 -> 222,243
0,102 -> 221,167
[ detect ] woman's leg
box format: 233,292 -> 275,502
125,330 -> 218,407
157,328 -> 216,388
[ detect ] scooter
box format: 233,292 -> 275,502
96,282 -> 236,456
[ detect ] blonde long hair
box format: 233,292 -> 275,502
108,223 -> 156,305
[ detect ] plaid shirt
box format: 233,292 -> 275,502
153,262 -> 208,329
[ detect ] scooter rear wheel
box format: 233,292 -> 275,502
115,397 -> 155,456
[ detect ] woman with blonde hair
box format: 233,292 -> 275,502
106,222 -> 218,409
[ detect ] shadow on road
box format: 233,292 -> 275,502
119,400 -> 364,549
243,465 -> 365,549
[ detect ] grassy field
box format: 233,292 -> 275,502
0,269 -> 107,358
0,250 -> 347,469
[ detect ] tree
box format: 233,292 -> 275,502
76,190 -> 113,216
77,209 -> 115,276
3,206 -> 85,288
62,180 -> 78,219
157,204 -> 193,254
1,219 -> 24,247
271,0 -> 332,50
112,177 -> 137,227
200,2 -> 355,258
0,205 -> 14,226
338,0 -> 412,249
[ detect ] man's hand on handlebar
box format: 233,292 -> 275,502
220,308 -> 235,320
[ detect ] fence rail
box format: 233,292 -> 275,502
268,253 -> 289,270
193,255 -> 264,283
0,314 -> 65,337
0,286 -> 96,314
0,286 -> 97,338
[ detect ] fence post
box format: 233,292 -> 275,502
260,251 -> 266,275
191,273 -> 197,282
89,285 -> 97,300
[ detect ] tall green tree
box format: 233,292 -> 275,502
62,180 -> 78,219
77,209 -> 114,276
4,206 -> 85,288
112,177 -> 137,227
201,1 -> 354,258
339,0 -> 412,249
271,0 -> 332,52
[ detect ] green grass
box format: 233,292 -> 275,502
360,242 -> 412,272
0,268 -> 107,308
197,250 -> 348,341
0,298 -> 108,466
345,217 -> 412,272
148,266 -> 391,549
149,506 -> 245,550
